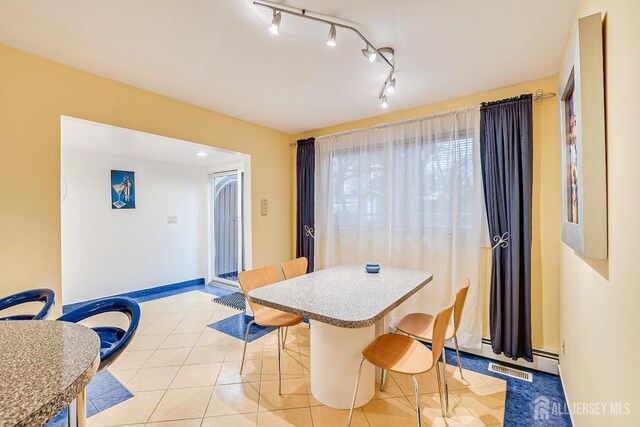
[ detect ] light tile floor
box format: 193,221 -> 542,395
83,290 -> 507,426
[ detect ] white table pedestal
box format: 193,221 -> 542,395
310,320 -> 375,409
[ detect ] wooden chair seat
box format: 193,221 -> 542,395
362,334 -> 434,375
254,305 -> 304,328
396,313 -> 455,341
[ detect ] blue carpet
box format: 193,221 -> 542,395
208,313 -> 276,342
46,370 -> 132,427
439,347 -> 572,426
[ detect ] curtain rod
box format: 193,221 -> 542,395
289,89 -> 556,146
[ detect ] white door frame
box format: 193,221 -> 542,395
206,156 -> 252,286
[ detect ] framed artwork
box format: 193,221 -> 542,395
558,12 -> 607,259
111,170 -> 135,209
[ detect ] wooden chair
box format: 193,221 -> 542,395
281,256 -> 308,280
238,266 -> 304,394
281,256 -> 310,333
347,303 -> 455,427
394,279 -> 470,417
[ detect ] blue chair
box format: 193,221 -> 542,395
58,297 -> 140,371
0,288 -> 55,320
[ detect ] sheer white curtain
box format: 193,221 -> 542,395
314,107 -> 484,348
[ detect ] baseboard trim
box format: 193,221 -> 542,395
457,338 -> 559,375
62,278 -> 206,313
557,364 -> 576,425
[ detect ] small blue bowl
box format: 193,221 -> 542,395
365,263 -> 380,274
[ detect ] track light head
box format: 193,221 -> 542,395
386,78 -> 396,94
362,46 -> 377,63
269,11 -> 281,35
326,24 -> 337,47
381,95 -> 388,108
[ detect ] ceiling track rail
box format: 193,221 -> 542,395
253,1 -> 396,103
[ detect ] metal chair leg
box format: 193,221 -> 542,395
411,375 -> 422,427
442,349 -> 450,418
240,320 -> 254,374
282,326 -> 288,349
380,368 -> 388,392
277,326 -> 282,395
347,357 -> 366,427
434,360 -> 446,418
453,334 -> 464,380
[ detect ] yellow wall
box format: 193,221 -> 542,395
0,44 -> 292,317
559,1 -> 640,425
293,76 -> 561,352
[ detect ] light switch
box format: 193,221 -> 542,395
260,199 -> 268,216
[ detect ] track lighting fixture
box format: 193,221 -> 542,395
253,1 -> 396,107
386,78 -> 396,94
361,46 -> 377,63
327,24 -> 336,47
269,10 -> 281,34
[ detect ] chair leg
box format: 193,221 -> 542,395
442,349 -> 450,418
277,327 -> 282,395
380,368 -> 388,392
411,375 -> 422,427
282,326 -> 288,349
347,357 -> 366,427
453,334 -> 464,380
239,320 -> 254,374
434,360 -> 446,418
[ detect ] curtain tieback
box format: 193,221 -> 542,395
491,232 -> 509,250
304,225 -> 315,239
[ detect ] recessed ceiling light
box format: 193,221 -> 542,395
196,152 -> 208,158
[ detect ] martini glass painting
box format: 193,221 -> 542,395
111,170 -> 135,209
112,183 -> 126,208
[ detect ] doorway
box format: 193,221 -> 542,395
210,169 -> 245,287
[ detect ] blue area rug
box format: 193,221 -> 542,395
208,313 -> 275,342
439,347 -> 572,427
46,370 -> 132,426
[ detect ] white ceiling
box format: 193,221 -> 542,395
0,0 -> 577,134
61,116 -> 246,168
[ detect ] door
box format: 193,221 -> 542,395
210,170 -> 244,285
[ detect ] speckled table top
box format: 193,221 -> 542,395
0,321 -> 100,427
249,265 -> 432,328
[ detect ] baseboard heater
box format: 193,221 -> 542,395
454,338 -> 559,375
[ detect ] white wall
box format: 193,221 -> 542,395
61,148 -> 205,304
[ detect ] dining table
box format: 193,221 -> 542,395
0,320 -> 101,427
249,264 -> 433,409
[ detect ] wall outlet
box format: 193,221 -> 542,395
260,199 -> 268,216
562,337 -> 566,356
167,216 -> 178,224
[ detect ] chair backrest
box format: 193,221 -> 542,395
452,279 -> 470,334
429,302 -> 455,369
58,296 -> 141,371
281,257 -> 308,280
238,266 -> 278,314
0,288 -> 55,320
